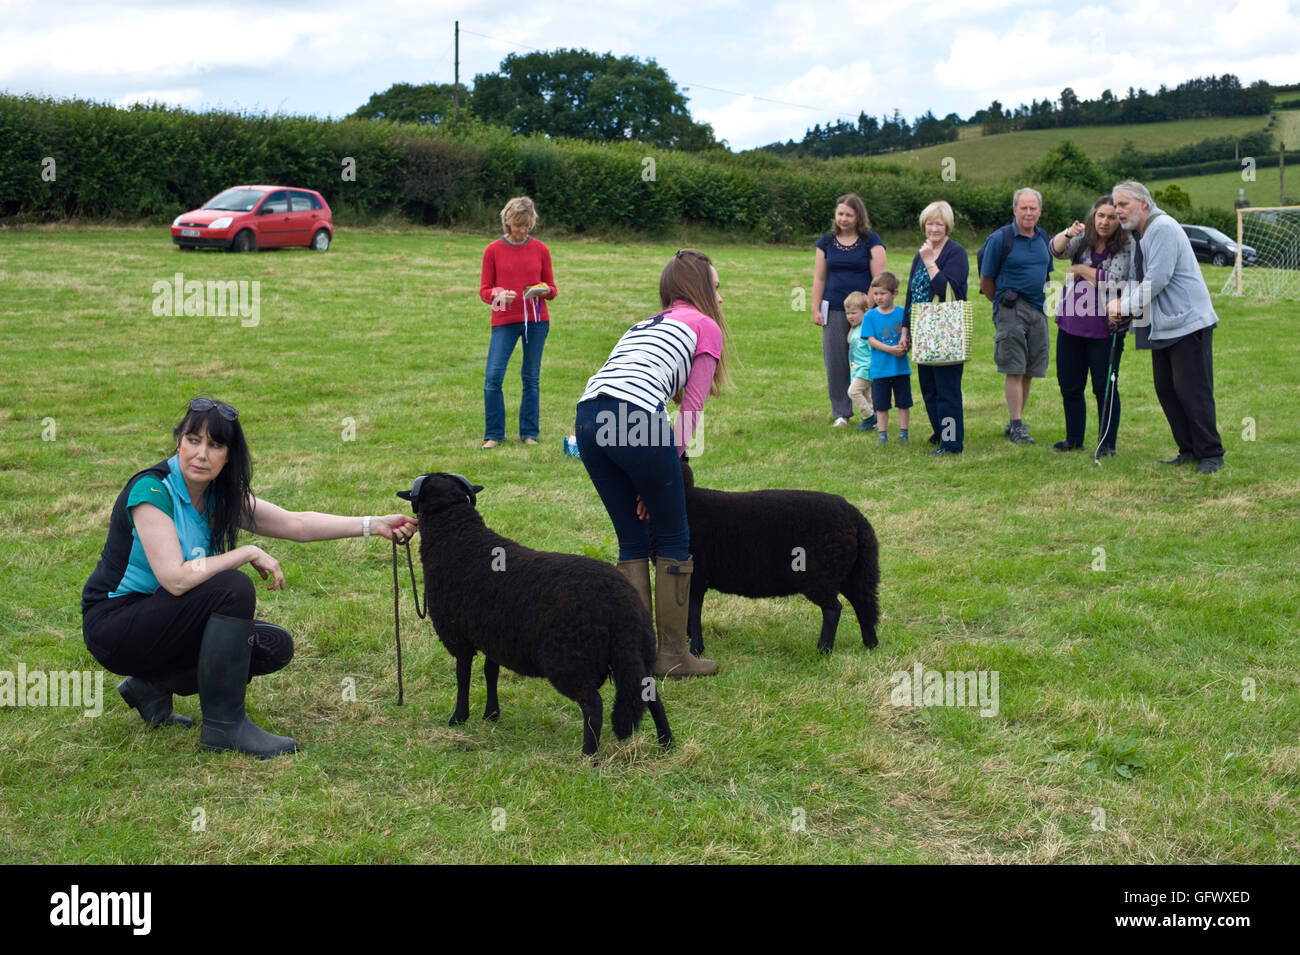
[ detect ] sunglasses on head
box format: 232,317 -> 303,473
189,398 -> 239,420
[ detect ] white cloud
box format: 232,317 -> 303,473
697,59 -> 875,147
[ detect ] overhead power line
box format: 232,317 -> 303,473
456,26 -> 864,121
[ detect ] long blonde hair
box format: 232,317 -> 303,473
659,249 -> 733,394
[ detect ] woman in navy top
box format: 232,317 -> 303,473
902,201 -> 970,454
82,398 -> 417,757
811,193 -> 886,426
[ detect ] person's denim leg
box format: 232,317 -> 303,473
575,397 -> 689,561
934,363 -> 965,452
917,364 -> 941,440
518,321 -> 549,440
483,323 -> 523,442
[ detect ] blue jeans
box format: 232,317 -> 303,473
484,321 -> 548,441
917,363 -> 965,452
574,397 -> 690,561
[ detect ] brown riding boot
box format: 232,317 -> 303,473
653,556 -> 717,678
616,559 -> 651,612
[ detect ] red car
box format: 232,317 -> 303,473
171,185 -> 333,252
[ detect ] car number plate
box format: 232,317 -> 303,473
180,229 -> 200,237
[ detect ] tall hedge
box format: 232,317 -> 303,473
0,94 -> 1095,240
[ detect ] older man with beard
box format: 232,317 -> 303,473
1108,181 -> 1225,474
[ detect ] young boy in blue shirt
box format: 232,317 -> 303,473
863,271 -> 911,444
843,290 -> 876,433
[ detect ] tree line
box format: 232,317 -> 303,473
759,110 -> 961,159
974,74 -> 1274,134
757,74 -> 1276,160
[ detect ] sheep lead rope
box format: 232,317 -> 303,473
391,537 -> 427,705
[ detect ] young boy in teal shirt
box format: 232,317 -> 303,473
844,290 -> 876,433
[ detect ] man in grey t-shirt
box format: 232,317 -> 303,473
1108,181 -> 1225,474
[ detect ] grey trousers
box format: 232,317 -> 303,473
821,307 -> 853,419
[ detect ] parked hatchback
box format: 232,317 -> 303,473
172,186 -> 333,252
1181,224 -> 1255,267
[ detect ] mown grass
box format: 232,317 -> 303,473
1,226 -> 1297,863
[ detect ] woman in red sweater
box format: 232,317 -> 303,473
478,197 -> 558,449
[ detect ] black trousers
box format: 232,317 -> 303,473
83,569 -> 256,681
1150,326 -> 1224,460
917,363 -> 965,452
1056,329 -> 1123,449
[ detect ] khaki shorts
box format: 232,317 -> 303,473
993,297 -> 1050,378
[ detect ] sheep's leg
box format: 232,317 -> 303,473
579,692 -> 602,757
846,590 -> 880,649
688,593 -> 706,657
449,655 -> 472,726
482,658 -> 500,721
649,696 -> 673,748
816,599 -> 842,654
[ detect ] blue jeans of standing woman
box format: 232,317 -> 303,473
484,320 -> 549,442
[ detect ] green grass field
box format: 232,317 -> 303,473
2,226 -> 1297,863
887,110 -> 1300,191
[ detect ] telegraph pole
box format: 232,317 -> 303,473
454,21 -> 460,122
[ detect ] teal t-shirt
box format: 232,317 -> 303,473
848,325 -> 873,380
109,454 -> 217,598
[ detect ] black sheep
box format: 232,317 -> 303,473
398,472 -> 672,756
661,460 -> 880,656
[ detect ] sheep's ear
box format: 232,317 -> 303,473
397,474 -> 429,510
446,473 -> 484,507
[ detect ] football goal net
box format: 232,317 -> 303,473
1220,206 -> 1300,300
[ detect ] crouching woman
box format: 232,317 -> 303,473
574,250 -> 733,679
81,398 -> 417,758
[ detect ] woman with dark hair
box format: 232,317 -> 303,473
1048,195 -> 1133,454
811,193 -> 887,426
575,250 -> 733,678
81,398 -> 418,758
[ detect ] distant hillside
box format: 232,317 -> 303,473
884,114 -> 1293,186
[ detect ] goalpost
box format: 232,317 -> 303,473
1221,206 -> 1300,299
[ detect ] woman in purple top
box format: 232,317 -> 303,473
811,193 -> 886,426
1048,195 -> 1133,454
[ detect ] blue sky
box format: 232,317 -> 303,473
2,0 -> 1297,149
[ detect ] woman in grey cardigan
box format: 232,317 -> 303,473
1048,195 -> 1132,454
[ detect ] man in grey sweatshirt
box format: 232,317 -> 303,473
1108,181 -> 1225,474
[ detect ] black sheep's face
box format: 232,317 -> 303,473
397,473 -> 485,516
